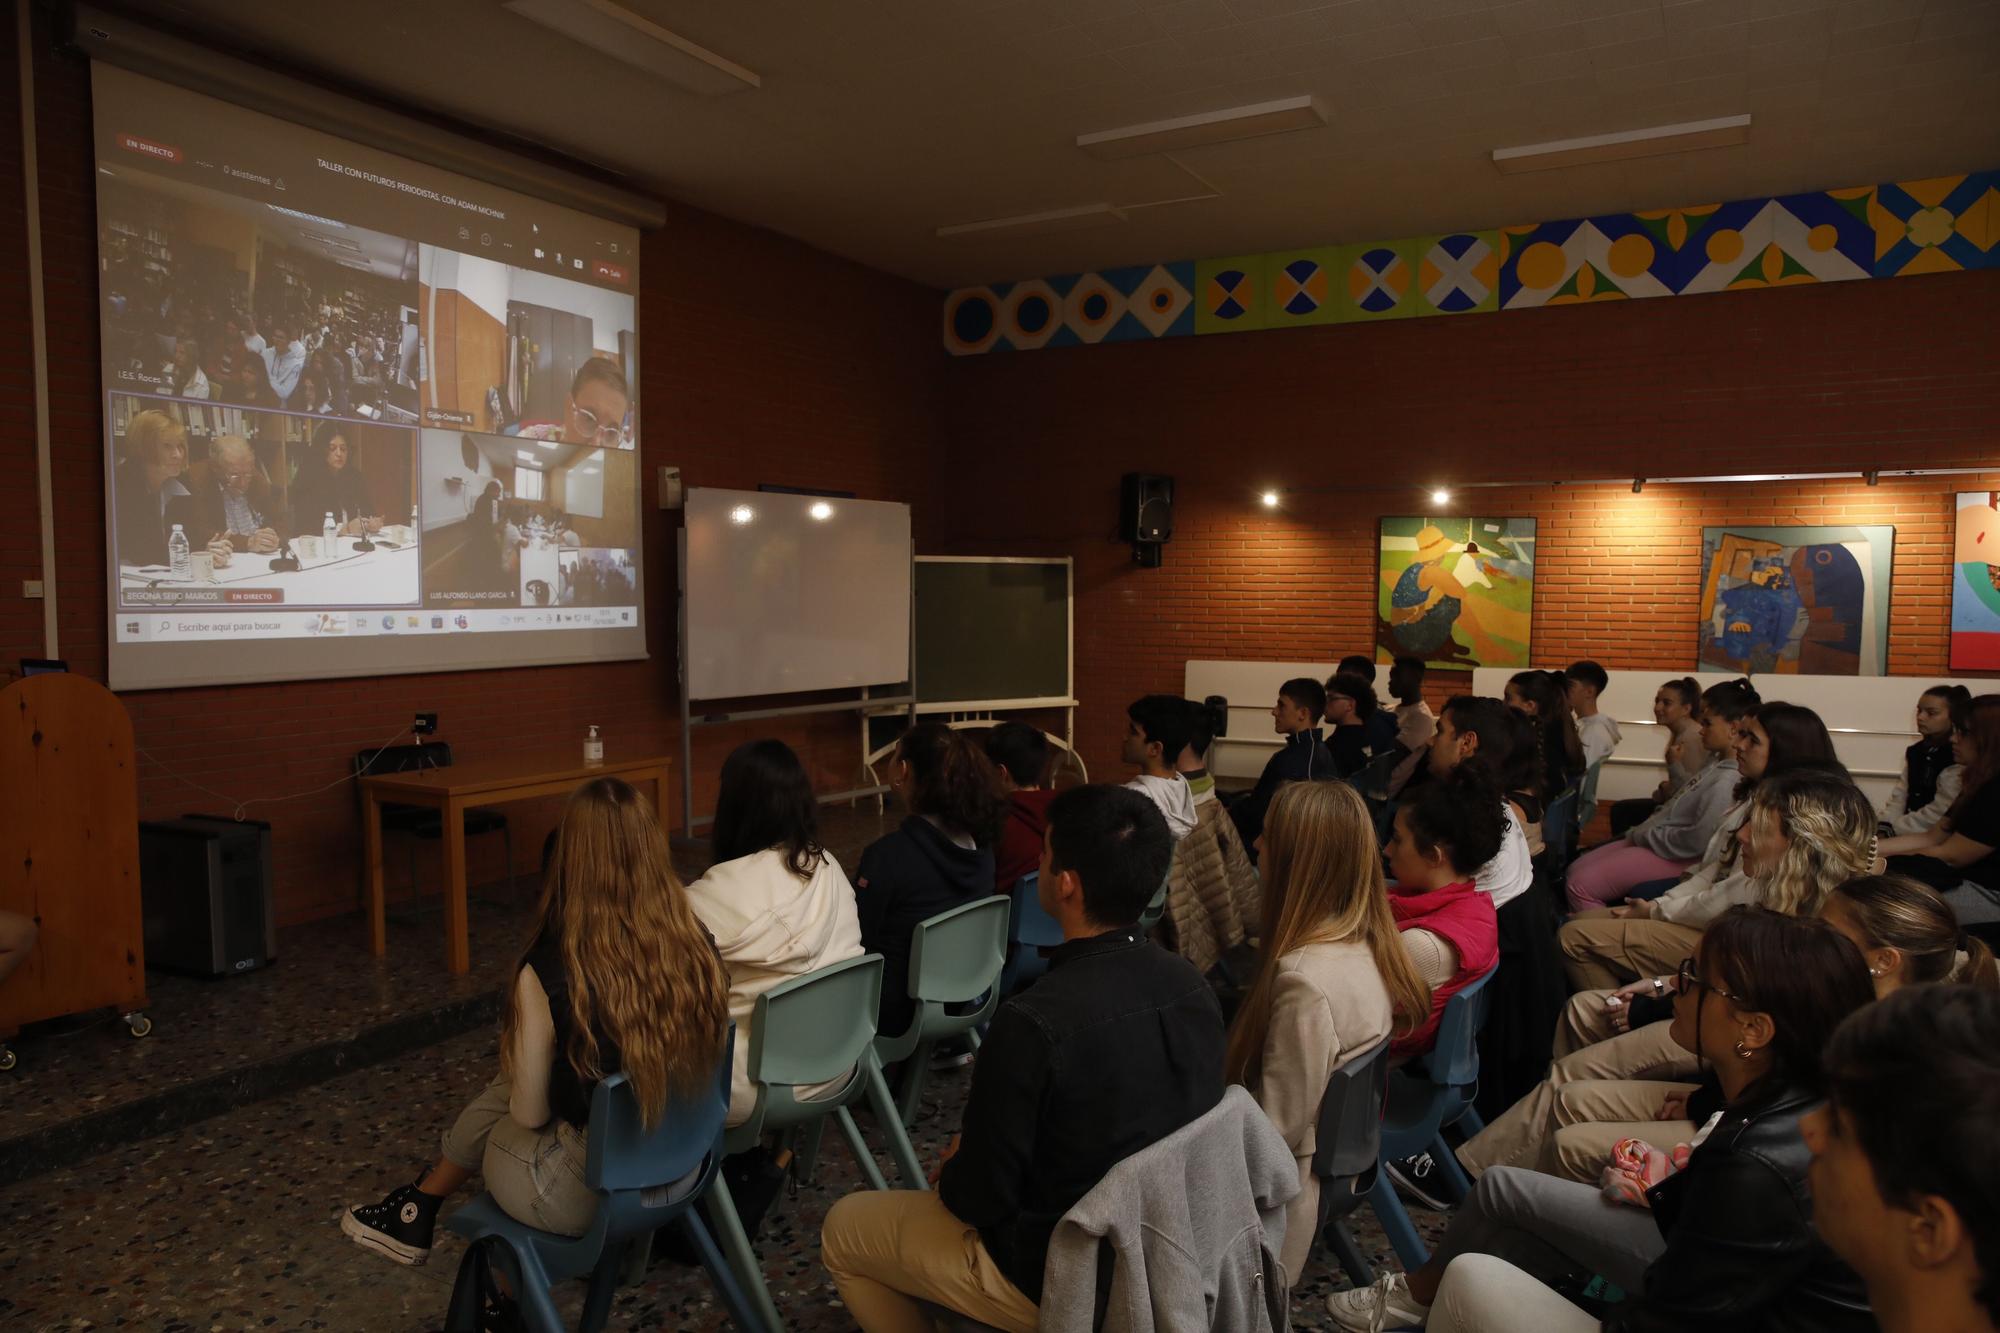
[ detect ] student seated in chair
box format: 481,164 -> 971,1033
1338,653 -> 1401,759
821,785 -> 1226,1332
1385,655 -> 1436,799
684,739 -> 864,1128
1160,697 -> 1262,977
1322,671 -> 1380,780
857,724 -> 1002,1040
1231,676 -> 1334,854
986,722 -> 1058,897
1122,693 -> 1197,840
342,778 -> 730,1265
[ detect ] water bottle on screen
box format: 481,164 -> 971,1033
584,725 -> 603,765
322,511 -> 338,562
168,523 -> 190,580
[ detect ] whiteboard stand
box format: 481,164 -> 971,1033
676,526 -> 916,839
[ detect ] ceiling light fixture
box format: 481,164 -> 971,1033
1492,114 -> 1751,174
1260,490 -> 1280,508
936,203 -> 1127,239
1430,488 -> 1450,505
501,0 -> 760,96
1076,95 -> 1326,160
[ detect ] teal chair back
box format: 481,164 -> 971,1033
1579,757 -> 1605,826
1136,873 -> 1170,932
740,952 -> 886,1137
876,895 -> 1010,1062
1002,872 -> 1060,995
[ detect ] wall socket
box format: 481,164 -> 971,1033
22,580 -> 43,599
414,712 -> 438,735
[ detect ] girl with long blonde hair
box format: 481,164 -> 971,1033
344,778 -> 730,1266
1224,780 -> 1430,1282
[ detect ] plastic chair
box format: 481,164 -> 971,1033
1136,873 -> 1170,932
444,1036 -> 761,1333
1001,872 -> 1062,996
353,741 -> 514,908
1310,1040 -> 1393,1289
1367,967 -> 1498,1270
875,896 -> 1010,1126
707,953 -> 925,1333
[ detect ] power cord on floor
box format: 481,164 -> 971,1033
134,722 -> 417,821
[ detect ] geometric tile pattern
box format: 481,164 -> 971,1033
942,166 -> 2000,354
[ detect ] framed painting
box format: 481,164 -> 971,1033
1697,524 -> 1893,675
1952,492 -> 2000,670
1376,516 -> 1535,668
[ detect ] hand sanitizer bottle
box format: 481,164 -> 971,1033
584,725 -> 603,765
168,523 -> 191,579
322,512 -> 338,562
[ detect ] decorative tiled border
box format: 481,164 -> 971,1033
943,170 -> 2000,355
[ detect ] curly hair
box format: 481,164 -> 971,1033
1746,768 -> 1878,917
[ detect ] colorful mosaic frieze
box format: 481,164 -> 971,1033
942,170 -> 1999,355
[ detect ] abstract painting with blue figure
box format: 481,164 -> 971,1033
1698,526 -> 1890,676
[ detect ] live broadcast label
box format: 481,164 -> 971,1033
124,588 -> 286,605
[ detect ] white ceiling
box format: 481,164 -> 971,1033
122,0 -> 2000,290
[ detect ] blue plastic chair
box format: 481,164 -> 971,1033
875,896 -> 1010,1126
1367,967 -> 1498,1270
443,1034 -> 760,1333
707,953 -> 924,1333
1310,1040 -> 1393,1289
1136,873 -> 1170,932
1001,872 -> 1062,996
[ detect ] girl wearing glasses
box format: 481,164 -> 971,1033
1459,767 -> 1875,1183
516,358 -> 631,449
1328,907 -> 1876,1333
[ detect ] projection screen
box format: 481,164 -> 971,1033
92,63 -> 646,690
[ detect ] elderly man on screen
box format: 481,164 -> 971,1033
190,435 -> 282,555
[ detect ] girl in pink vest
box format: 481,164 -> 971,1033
1385,765 -> 1504,1061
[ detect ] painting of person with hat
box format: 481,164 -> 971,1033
1378,517 -> 1534,666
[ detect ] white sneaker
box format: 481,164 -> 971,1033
1325,1272 -> 1430,1332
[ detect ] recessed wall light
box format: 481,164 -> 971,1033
1260,491 -> 1280,508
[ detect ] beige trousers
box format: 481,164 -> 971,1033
820,1188 -> 1039,1333
441,1072 -> 597,1237
1558,911 -> 1702,992
1457,1021 -> 1700,1182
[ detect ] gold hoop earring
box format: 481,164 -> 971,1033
1734,1039 -> 1754,1059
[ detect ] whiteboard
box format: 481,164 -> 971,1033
1472,668 -> 1983,812
683,488 -> 911,701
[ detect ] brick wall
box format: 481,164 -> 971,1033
0,14 -> 943,923
937,268 -> 2000,778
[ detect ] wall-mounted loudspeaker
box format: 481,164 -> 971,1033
1121,473 -> 1174,567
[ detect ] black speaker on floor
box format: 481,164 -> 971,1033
139,815 -> 277,977
1121,472 -> 1173,566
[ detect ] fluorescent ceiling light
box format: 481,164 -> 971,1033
501,0 -> 760,96
1493,115 -> 1750,174
936,203 -> 1126,239
1077,95 -> 1326,160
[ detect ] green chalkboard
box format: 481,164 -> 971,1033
915,559 -> 1070,705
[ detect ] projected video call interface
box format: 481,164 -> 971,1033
95,65 -> 641,650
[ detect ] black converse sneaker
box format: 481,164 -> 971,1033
1384,1150 -> 1454,1210
342,1179 -> 443,1266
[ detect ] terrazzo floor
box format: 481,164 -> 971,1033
0,1022 -> 1445,1332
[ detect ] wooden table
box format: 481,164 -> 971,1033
360,753 -> 672,974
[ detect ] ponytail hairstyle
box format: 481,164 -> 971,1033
895,721 -> 1005,847
1224,781 -> 1430,1087
503,778 -> 730,1128
1923,682 -> 1972,712
1746,767 -> 1878,917
1830,874 -> 2000,990
1506,670 -> 1584,787
1402,762 -> 1509,878
1946,695 -> 2000,822
1701,676 -> 1761,724
1662,676 -> 1701,713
